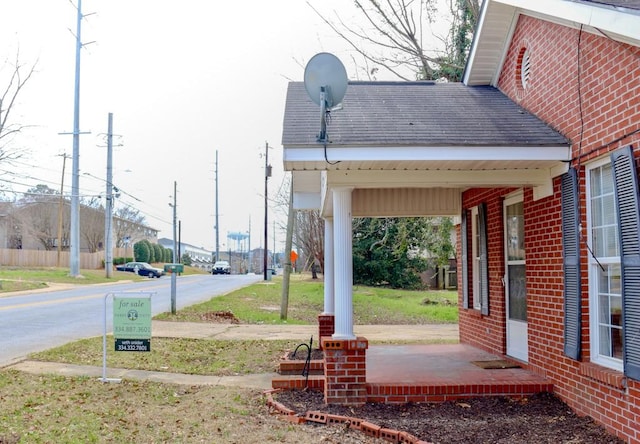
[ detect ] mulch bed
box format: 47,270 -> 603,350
272,389 -> 625,443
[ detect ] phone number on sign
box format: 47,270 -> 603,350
117,344 -> 149,351
114,326 -> 150,333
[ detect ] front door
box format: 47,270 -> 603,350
504,194 -> 528,362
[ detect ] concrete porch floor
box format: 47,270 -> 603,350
274,343 -> 553,403
365,343 -> 552,403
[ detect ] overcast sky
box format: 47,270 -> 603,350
1,0 -> 449,253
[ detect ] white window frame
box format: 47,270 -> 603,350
586,157 -> 623,371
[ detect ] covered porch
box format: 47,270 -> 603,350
273,342 -> 553,403
281,80 -> 569,405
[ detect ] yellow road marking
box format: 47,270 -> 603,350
0,284 -> 162,311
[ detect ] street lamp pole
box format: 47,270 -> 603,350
104,113 -> 114,278
171,181 -> 177,314
263,142 -> 271,280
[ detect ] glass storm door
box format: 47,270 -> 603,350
504,195 -> 528,362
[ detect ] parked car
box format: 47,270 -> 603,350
116,261 -> 165,278
211,260 -> 231,275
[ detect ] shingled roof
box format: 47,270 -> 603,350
281,81 -> 569,148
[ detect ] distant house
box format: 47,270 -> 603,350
0,199 -> 158,253
158,238 -> 213,270
281,0 -> 640,441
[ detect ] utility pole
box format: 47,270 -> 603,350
248,216 -> 252,273
171,181 -> 177,314
215,150 -> 219,262
263,141 -> 271,280
280,179 -> 295,320
57,154 -> 69,267
69,0 -> 85,277
104,113 -> 114,278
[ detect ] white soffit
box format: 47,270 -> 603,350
464,1 -> 518,86
465,0 -> 640,86
292,170 -> 321,193
500,0 -> 640,45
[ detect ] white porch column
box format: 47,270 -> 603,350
323,217 -> 335,314
332,188 -> 355,339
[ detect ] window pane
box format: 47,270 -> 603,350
596,264 -> 623,359
590,163 -> 618,259
508,264 -> 527,321
599,325 -> 611,356
603,193 -> 616,225
601,162 -> 614,193
590,166 -> 602,195
506,202 -> 525,261
593,227 -> 604,257
605,226 -> 619,257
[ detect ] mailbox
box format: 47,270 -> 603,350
164,263 -> 184,273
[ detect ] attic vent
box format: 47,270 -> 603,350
517,47 -> 531,90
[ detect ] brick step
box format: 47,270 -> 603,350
272,375 -> 325,391
278,359 -> 324,376
366,381 -> 554,404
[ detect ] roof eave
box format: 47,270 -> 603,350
464,0 -> 640,86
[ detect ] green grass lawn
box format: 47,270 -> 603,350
155,274 -> 458,325
0,265 -> 207,292
7,270 -> 459,443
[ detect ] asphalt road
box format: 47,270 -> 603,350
0,273 -> 263,367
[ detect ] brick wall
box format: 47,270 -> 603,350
460,14 -> 640,443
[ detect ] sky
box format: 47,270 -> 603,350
0,0 -> 450,254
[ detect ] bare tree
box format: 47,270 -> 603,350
295,209 -> 325,272
113,205 -> 147,247
79,196 -> 104,253
272,174 -> 325,272
0,51 -> 37,165
307,0 -> 479,81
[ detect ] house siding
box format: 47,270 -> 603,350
460,14 -> 640,443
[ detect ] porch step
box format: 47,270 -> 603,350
366,381 -> 554,404
272,374 -> 325,391
278,359 -> 324,376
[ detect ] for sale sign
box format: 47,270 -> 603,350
113,296 -> 151,352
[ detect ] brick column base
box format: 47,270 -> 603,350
321,337 -> 368,406
318,314 -> 335,350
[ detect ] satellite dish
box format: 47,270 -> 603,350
303,52 -> 348,142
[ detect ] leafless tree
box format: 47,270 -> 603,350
307,0 -> 479,81
113,205 -> 147,247
273,174 -> 325,272
295,209 -> 325,272
0,50 -> 37,165
79,196 -> 104,253
11,201 -> 58,250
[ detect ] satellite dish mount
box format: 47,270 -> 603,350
304,53 -> 348,143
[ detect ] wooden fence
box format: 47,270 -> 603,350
0,248 -> 130,270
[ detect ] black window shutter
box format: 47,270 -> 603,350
611,146 -> 640,381
478,202 -> 489,316
461,209 -> 469,309
562,167 -> 581,360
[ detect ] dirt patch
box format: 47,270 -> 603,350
273,389 -> 625,443
286,348 -> 324,361
198,310 -> 239,323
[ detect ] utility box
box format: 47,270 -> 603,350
164,263 -> 184,273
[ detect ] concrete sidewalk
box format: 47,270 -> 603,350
8,321 -> 459,389
151,320 -> 459,342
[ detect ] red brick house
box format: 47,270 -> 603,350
460,1 -> 640,442
281,1 -> 640,442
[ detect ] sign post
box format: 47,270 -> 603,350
101,291 -> 154,383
